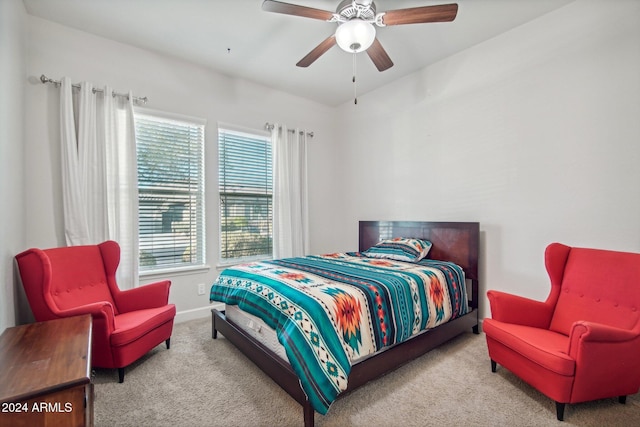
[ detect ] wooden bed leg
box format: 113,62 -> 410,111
303,400 -> 315,427
472,324 -> 479,334
212,311 -> 218,339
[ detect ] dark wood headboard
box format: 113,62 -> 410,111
359,221 -> 480,308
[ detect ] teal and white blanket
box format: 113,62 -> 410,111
210,252 -> 468,414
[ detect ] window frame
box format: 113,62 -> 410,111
217,123 -> 273,266
134,107 -> 207,275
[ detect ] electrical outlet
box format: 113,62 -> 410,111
197,283 -> 206,295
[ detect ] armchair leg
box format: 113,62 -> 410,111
118,368 -> 125,383
490,360 -> 497,373
166,338 -> 171,349
619,396 -> 627,404
555,402 -> 565,421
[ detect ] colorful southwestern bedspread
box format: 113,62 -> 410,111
209,252 -> 468,415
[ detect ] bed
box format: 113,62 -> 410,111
210,221 -> 479,427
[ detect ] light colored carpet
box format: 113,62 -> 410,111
93,317 -> 639,427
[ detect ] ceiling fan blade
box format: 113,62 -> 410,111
366,38 -> 393,72
296,35 -> 337,67
381,3 -> 458,26
262,0 -> 334,21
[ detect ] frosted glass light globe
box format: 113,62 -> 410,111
335,19 -> 376,53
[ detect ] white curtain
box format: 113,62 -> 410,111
59,77 -> 139,288
271,124 -> 309,259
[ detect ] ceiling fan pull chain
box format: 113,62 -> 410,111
353,52 -> 357,105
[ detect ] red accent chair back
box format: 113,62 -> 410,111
484,243 -> 640,420
16,240 -> 176,382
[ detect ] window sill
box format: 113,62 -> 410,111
140,264 -> 211,280
216,256 -> 272,270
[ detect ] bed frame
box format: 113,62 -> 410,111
211,221 -> 480,427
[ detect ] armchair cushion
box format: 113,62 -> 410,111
483,320 -> 574,376
112,306 -> 176,347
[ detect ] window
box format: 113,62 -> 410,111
134,109 -> 205,272
218,126 -> 272,263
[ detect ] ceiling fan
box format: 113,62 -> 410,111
262,0 -> 459,72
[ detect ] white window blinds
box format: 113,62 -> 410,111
135,110 -> 205,271
218,127 -> 272,262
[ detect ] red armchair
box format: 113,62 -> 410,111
484,243 -> 640,420
15,240 -> 176,383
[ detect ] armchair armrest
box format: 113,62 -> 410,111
567,321 -> 640,398
569,321 -> 639,351
114,280 -> 171,313
55,301 -> 116,333
487,290 -> 554,328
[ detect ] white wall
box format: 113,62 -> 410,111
22,16 -> 339,323
0,0 -> 27,332
332,0 -> 640,319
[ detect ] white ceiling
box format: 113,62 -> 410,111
23,0 -> 574,106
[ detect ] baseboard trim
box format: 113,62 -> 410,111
175,303 -> 223,323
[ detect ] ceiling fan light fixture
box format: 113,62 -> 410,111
335,19 -> 376,53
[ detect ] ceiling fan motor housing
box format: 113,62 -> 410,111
336,0 -> 376,20
334,0 -> 378,53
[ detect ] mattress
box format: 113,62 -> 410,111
225,303 -> 371,364
225,304 -> 288,360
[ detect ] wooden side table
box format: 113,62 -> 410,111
0,315 -> 94,427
